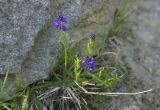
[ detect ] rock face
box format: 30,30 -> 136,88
0,0 -> 120,98
104,0 -> 160,110
0,0 -> 50,74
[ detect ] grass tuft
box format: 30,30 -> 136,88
108,0 -> 135,37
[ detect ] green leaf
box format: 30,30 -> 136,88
31,94 -> 47,110
74,57 -> 81,81
2,104 -> 12,110
1,69 -> 9,91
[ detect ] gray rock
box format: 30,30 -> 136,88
0,0 -> 120,99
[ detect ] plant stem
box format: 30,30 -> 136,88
75,81 -> 153,96
61,31 -> 67,71
87,39 -> 94,56
65,45 -> 67,71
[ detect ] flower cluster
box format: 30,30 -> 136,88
81,56 -> 96,73
53,15 -> 96,73
89,33 -> 96,40
54,15 -> 68,31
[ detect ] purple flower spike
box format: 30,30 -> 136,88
89,68 -> 94,73
58,15 -> 68,23
54,19 -> 60,29
90,33 -> 96,40
53,15 -> 68,31
61,25 -> 68,31
81,56 -> 96,73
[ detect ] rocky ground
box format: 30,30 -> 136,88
1,0 -> 160,109
103,0 -> 160,110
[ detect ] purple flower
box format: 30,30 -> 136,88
89,33 -> 96,40
82,56 -> 96,73
54,15 -> 68,31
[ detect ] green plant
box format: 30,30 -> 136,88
27,15 -> 121,110
0,71 -> 29,110
0,12 -> 152,110
108,0 -> 134,37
